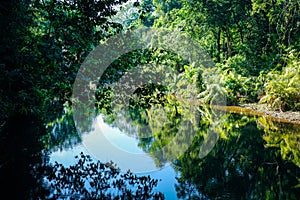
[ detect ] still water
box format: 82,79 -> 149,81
50,114 -> 178,199
1,104 -> 299,199
47,104 -> 300,199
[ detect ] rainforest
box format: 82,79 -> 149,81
0,0 -> 299,199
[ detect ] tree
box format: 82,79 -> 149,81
0,0 -> 130,121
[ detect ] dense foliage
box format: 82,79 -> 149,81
1,0 -> 299,199
260,50 -> 300,111
147,0 -> 299,108
0,0 -> 128,123
1,0 -> 299,122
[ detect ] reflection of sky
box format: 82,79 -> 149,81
50,114 -> 178,199
78,115 -> 162,173
50,145 -> 89,167
99,115 -> 144,154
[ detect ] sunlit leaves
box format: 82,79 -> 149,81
260,50 -> 300,111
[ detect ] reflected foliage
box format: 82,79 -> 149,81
97,92 -> 300,199
174,114 -> 300,199
0,113 -> 164,199
99,83 -> 202,168
41,152 -> 164,199
43,103 -> 81,151
258,117 -> 300,168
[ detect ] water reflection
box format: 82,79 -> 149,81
48,104 -> 300,199
50,112 -> 178,199
2,104 -> 298,199
257,116 -> 300,168
82,114 -> 163,173
174,113 -> 300,199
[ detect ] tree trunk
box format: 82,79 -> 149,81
217,28 -> 221,62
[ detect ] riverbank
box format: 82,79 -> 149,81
238,103 -> 300,124
177,95 -> 300,125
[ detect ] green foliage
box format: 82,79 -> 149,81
111,0 -> 141,29
251,0 -> 300,51
0,0 -> 129,123
153,0 -> 182,15
1,0 -> 300,197
147,0 -> 300,109
197,67 -> 227,105
219,67 -> 258,105
260,50 -> 300,111
221,54 -> 251,76
199,82 -> 227,106
197,63 -> 258,106
94,46 -> 196,117
138,0 -> 157,27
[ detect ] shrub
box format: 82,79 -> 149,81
259,50 -> 300,111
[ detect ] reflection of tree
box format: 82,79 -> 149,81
40,152 -> 164,199
174,114 -> 300,199
42,104 -> 81,151
102,90 -> 202,168
97,57 -> 203,167
100,79 -> 300,199
0,113 -> 164,199
257,117 -> 300,168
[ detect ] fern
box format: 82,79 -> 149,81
259,50 -> 300,111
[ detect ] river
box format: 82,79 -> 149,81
1,104 -> 299,199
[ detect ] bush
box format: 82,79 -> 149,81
259,50 -> 300,111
